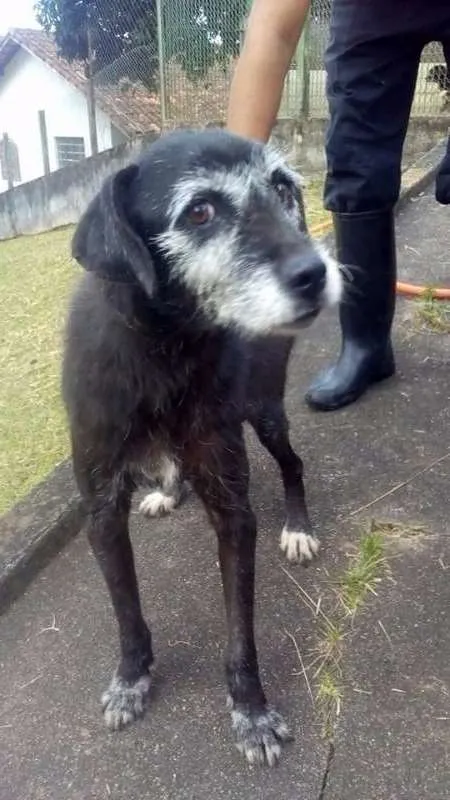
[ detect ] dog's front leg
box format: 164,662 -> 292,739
219,513 -> 293,767
84,480 -> 153,731
186,431 -> 292,766
247,401 -> 319,565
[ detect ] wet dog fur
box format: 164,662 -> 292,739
63,128 -> 342,766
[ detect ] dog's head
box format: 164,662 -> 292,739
72,129 -> 342,337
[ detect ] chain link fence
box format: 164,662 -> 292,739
90,0 -> 247,133
281,2 -> 449,119
87,0 -> 449,136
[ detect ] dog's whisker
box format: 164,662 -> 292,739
339,261 -> 365,280
338,262 -> 355,283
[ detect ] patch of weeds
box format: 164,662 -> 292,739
296,518 -> 433,738
314,620 -> 346,671
414,289 -> 450,334
338,530 -> 386,616
284,524 -> 389,741
312,621 -> 346,739
316,666 -> 344,740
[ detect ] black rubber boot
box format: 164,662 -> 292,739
305,209 -> 396,412
435,135 -> 450,205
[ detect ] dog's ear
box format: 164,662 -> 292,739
72,164 -> 155,296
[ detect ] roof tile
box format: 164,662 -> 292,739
1,28 -> 231,137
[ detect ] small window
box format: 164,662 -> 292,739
55,136 -> 85,169
0,135 -> 21,184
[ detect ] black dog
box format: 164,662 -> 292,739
63,128 -> 342,766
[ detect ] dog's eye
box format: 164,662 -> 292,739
187,201 -> 215,226
275,182 -> 294,207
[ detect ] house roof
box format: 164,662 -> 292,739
0,28 -> 161,137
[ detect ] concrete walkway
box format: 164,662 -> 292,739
1,186 -> 449,800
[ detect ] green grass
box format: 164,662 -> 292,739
337,530 -> 386,616
414,290 -> 450,334
284,523 -> 389,740
0,179 -> 327,517
316,667 -> 344,739
304,177 -> 331,231
0,226 -> 79,515
313,530 -> 387,738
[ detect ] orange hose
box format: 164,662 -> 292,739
310,220 -> 450,301
396,282 -> 450,300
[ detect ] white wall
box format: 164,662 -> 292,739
0,48 -> 115,192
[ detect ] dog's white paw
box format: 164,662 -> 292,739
280,527 -> 320,564
101,673 -> 151,730
229,703 -> 293,767
139,489 -> 177,517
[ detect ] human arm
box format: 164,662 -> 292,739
227,0 -> 311,141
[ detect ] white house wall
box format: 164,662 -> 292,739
0,48 -> 114,192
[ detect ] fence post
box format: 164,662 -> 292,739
2,132 -> 14,190
156,0 -> 167,129
38,110 -> 50,175
299,10 -> 311,119
1,132 -> 17,235
86,14 -> 99,155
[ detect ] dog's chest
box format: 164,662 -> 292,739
133,374 -> 244,486
127,331 -> 249,484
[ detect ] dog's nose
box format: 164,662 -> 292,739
283,253 -> 326,301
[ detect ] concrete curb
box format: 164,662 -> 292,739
0,461 -> 85,614
397,137 -> 447,211
0,136 -> 447,616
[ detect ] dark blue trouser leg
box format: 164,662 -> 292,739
306,0 -> 428,411
324,19 -> 424,214
435,37 -> 450,204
